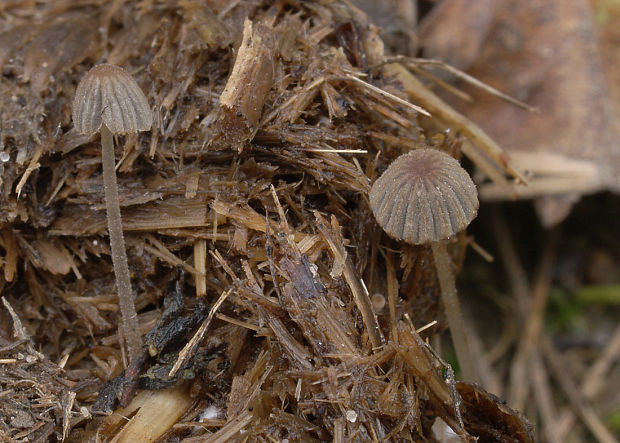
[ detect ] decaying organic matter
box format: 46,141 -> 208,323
212,18 -> 277,151
0,1 -> 532,441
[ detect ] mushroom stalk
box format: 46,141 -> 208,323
101,123 -> 143,358
431,241 -> 479,384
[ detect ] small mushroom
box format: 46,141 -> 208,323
370,148 -> 480,382
72,64 -> 152,359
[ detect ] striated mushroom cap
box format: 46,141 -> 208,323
369,148 -> 479,245
72,64 -> 152,135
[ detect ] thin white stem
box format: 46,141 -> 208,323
431,241 -> 480,384
101,124 -> 143,359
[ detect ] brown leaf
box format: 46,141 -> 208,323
422,0 -> 620,226
23,13 -> 97,92
419,0 -> 509,71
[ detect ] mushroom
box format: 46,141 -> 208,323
369,148 -> 480,382
72,64 -> 152,359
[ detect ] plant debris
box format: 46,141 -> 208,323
0,0 -> 533,441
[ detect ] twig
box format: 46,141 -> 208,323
144,235 -> 203,277
344,73 -> 430,117
507,228 -> 559,409
270,184 -> 291,235
580,323 -> 620,398
382,56 -> 538,112
531,351 -> 562,443
467,320 -> 502,395
315,213 -> 384,350
409,64 -> 473,102
467,238 -> 494,263
61,391 -> 76,442
202,410 -> 253,443
491,208 -> 531,315
194,239 -> 207,297
168,288 -> 232,377
541,337 -> 617,443
556,324 -> 620,439
461,141 -> 519,199
384,63 -> 527,185
15,143 -> 44,198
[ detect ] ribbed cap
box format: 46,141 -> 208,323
369,149 -> 479,244
72,64 -> 152,135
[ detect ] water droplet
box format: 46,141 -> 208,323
0,152 -> 9,162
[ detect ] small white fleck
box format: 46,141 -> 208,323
199,404 -> 221,421
92,239 -> 98,246
0,151 -> 9,162
309,263 -> 318,276
346,410 -> 357,423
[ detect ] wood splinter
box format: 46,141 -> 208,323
212,18 -> 277,151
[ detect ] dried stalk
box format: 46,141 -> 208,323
507,230 -> 558,409
108,384 -> 194,442
541,338 -> 617,443
315,213 -> 384,351
169,287 -> 232,377
194,239 -> 207,297
384,63 -> 526,186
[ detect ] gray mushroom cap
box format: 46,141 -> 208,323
369,148 -> 479,245
72,64 -> 152,135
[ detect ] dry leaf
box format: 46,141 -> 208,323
422,0 -> 620,226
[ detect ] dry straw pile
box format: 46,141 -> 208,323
0,1 -> 531,441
